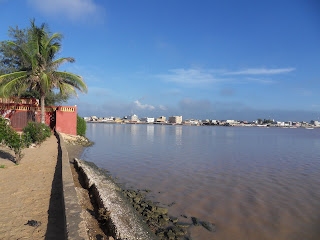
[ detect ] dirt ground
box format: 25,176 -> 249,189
0,133 -> 109,240
0,135 -> 65,240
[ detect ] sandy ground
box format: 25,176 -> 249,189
0,135 -> 64,240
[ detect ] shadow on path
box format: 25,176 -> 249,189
45,133 -> 65,240
0,150 -> 15,162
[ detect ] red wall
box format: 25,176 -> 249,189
55,106 -> 77,136
0,98 -> 77,135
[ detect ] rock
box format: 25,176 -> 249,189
181,214 -> 188,218
166,230 -> 175,240
175,222 -> 190,228
170,217 -> 178,223
158,218 -> 167,226
191,217 -> 200,226
156,207 -> 168,215
162,215 -> 170,221
201,221 -> 216,232
24,220 -> 41,227
156,231 -> 165,238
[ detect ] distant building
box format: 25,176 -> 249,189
140,117 -> 155,123
114,117 -> 123,123
184,119 -> 199,125
90,116 -> 98,121
168,116 -> 182,124
156,116 -> 166,122
210,120 -> 218,125
311,120 -> 320,126
127,114 -> 139,122
101,117 -> 114,122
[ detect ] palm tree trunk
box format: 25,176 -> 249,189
41,95 -> 45,124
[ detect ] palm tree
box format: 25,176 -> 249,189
0,20 -> 87,123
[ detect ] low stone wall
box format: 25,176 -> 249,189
57,132 -> 88,240
74,158 -> 158,240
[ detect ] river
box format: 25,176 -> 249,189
82,123 -> 320,240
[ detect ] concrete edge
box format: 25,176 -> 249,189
56,132 -> 89,240
74,158 -> 158,240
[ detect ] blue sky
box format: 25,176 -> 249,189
0,0 -> 319,121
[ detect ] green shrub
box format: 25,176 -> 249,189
0,117 -> 28,163
77,115 -> 86,136
4,127 -> 25,163
23,122 -> 52,144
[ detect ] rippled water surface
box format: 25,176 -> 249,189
82,123 -> 320,240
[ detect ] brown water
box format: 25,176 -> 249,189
82,123 -> 320,240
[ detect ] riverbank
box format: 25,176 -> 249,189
0,132 -> 108,240
63,135 -> 111,240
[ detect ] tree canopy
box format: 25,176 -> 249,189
0,20 -> 87,123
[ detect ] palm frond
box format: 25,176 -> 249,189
0,71 -> 28,82
57,82 -> 78,97
55,71 -> 88,93
52,57 -> 75,69
1,75 -> 28,97
45,33 -> 63,49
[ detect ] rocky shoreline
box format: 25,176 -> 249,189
63,133 -> 215,240
122,188 -> 216,240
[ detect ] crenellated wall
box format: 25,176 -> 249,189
0,98 -> 77,135
55,106 -> 77,136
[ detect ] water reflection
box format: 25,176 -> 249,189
146,125 -> 154,142
84,124 -> 320,240
175,126 -> 182,146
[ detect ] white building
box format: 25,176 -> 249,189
101,117 -> 115,122
127,114 -> 139,122
168,116 -> 183,124
140,117 -> 155,123
90,116 -> 98,121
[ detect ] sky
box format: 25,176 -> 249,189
0,0 -> 319,121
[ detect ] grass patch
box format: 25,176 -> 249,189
0,165 -> 5,168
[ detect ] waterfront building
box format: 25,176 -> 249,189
310,120 -> 320,126
184,119 -> 200,125
156,116 -> 166,123
169,116 -> 183,124
140,117 -> 155,123
101,117 -> 115,122
127,114 -> 139,122
211,120 -> 218,125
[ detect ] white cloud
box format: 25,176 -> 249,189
155,67 -> 292,86
134,100 -> 155,110
156,68 -> 223,85
159,105 -> 167,111
246,78 -> 276,84
224,68 -> 295,75
27,0 -> 104,21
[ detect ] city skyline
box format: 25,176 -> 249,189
0,0 -> 319,121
